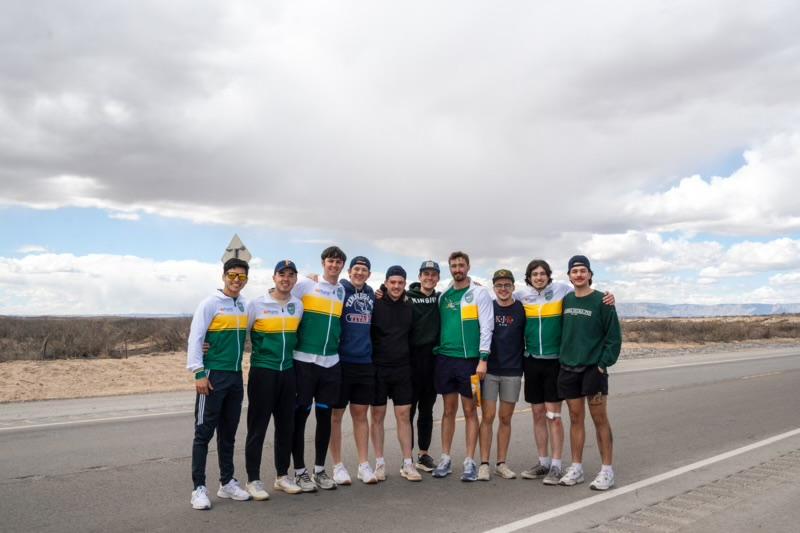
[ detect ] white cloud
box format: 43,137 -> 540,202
17,244 -> 48,254
0,1 -> 799,259
108,211 -> 140,221
699,238 -> 800,278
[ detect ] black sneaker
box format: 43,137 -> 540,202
416,454 -> 436,472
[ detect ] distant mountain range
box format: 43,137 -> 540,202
617,303 -> 800,318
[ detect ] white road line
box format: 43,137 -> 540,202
741,371 -> 782,380
483,426 -> 800,533
615,350 -> 799,374
0,410 -> 192,432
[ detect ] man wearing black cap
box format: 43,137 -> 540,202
557,255 -> 621,491
331,256 -> 378,485
243,260 -> 304,499
407,260 -> 442,472
187,257 -> 252,509
370,265 -> 422,481
478,269 -> 526,481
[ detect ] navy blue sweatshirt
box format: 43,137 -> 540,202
338,279 -> 374,364
488,300 -> 525,376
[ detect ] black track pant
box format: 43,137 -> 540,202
245,367 -> 296,479
292,405 -> 333,470
191,370 -> 244,488
410,343 -> 438,452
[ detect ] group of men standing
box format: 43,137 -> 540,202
185,246 -> 621,510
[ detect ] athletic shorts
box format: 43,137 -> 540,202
294,360 -> 341,408
481,373 -> 521,403
434,355 -> 478,398
372,364 -> 414,406
333,362 -> 375,408
557,365 -> 608,400
523,357 -> 561,404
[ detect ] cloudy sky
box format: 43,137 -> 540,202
1,1 -> 799,315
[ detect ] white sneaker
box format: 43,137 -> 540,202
559,465 -> 585,486
477,463 -> 491,481
273,475 -> 303,494
358,463 -> 378,484
333,463 -> 352,486
245,480 -> 269,500
374,462 -> 386,482
191,485 -> 211,510
217,478 -> 251,500
590,470 -> 615,491
400,462 -> 422,481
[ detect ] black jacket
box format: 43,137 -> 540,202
406,282 -> 440,347
371,291 -> 413,367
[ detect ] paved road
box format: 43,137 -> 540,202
1,347 -> 799,532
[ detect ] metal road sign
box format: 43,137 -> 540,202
221,234 -> 252,263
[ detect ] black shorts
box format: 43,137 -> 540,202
294,360 -> 341,408
557,366 -> 608,400
434,355 -> 478,398
333,362 -> 375,408
523,357 -> 561,404
372,364 -> 414,406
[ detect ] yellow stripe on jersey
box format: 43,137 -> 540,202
461,303 -> 478,320
252,316 -> 301,334
207,314 -> 244,331
523,301 -> 563,319
302,294 -> 343,317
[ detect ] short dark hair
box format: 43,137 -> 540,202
321,246 -> 347,263
448,251 -> 470,265
223,258 -> 249,274
525,259 -> 551,286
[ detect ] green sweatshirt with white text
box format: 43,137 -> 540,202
558,290 -> 621,369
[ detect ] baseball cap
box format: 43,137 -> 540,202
350,256 -> 371,270
419,260 -> 440,273
492,269 -> 515,284
274,259 -> 298,274
567,255 -> 592,272
386,265 -> 407,279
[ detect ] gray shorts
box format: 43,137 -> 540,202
482,374 -> 522,403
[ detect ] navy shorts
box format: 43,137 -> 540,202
557,366 -> 608,400
434,355 -> 478,398
333,362 -> 375,408
294,360 -> 341,408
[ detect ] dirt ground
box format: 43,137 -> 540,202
2,339 -> 799,403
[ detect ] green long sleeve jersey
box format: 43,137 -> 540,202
186,290 -> 248,374
559,290 -> 621,369
248,292 -> 303,371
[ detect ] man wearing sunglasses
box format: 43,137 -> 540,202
187,258 -> 252,510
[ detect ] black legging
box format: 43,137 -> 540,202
245,367 -> 296,479
410,343 -> 438,452
291,404 -> 332,470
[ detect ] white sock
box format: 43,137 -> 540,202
295,467 -> 307,475
571,462 -> 583,472
601,464 -> 613,474
539,456 -> 551,467
334,462 -> 344,469
359,462 -> 370,469
551,459 -> 562,469
441,453 -> 451,462
376,457 -> 385,467
404,458 -> 413,466
314,465 -> 325,474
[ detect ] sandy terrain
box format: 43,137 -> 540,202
1,339 -> 798,403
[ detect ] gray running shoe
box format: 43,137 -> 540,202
432,456 -> 452,478
521,462 -> 550,479
295,471 -> 317,493
416,454 -> 436,472
312,470 -> 337,490
461,458 -> 478,482
542,465 -> 562,486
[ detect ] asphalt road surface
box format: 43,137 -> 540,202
1,347 -> 799,533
